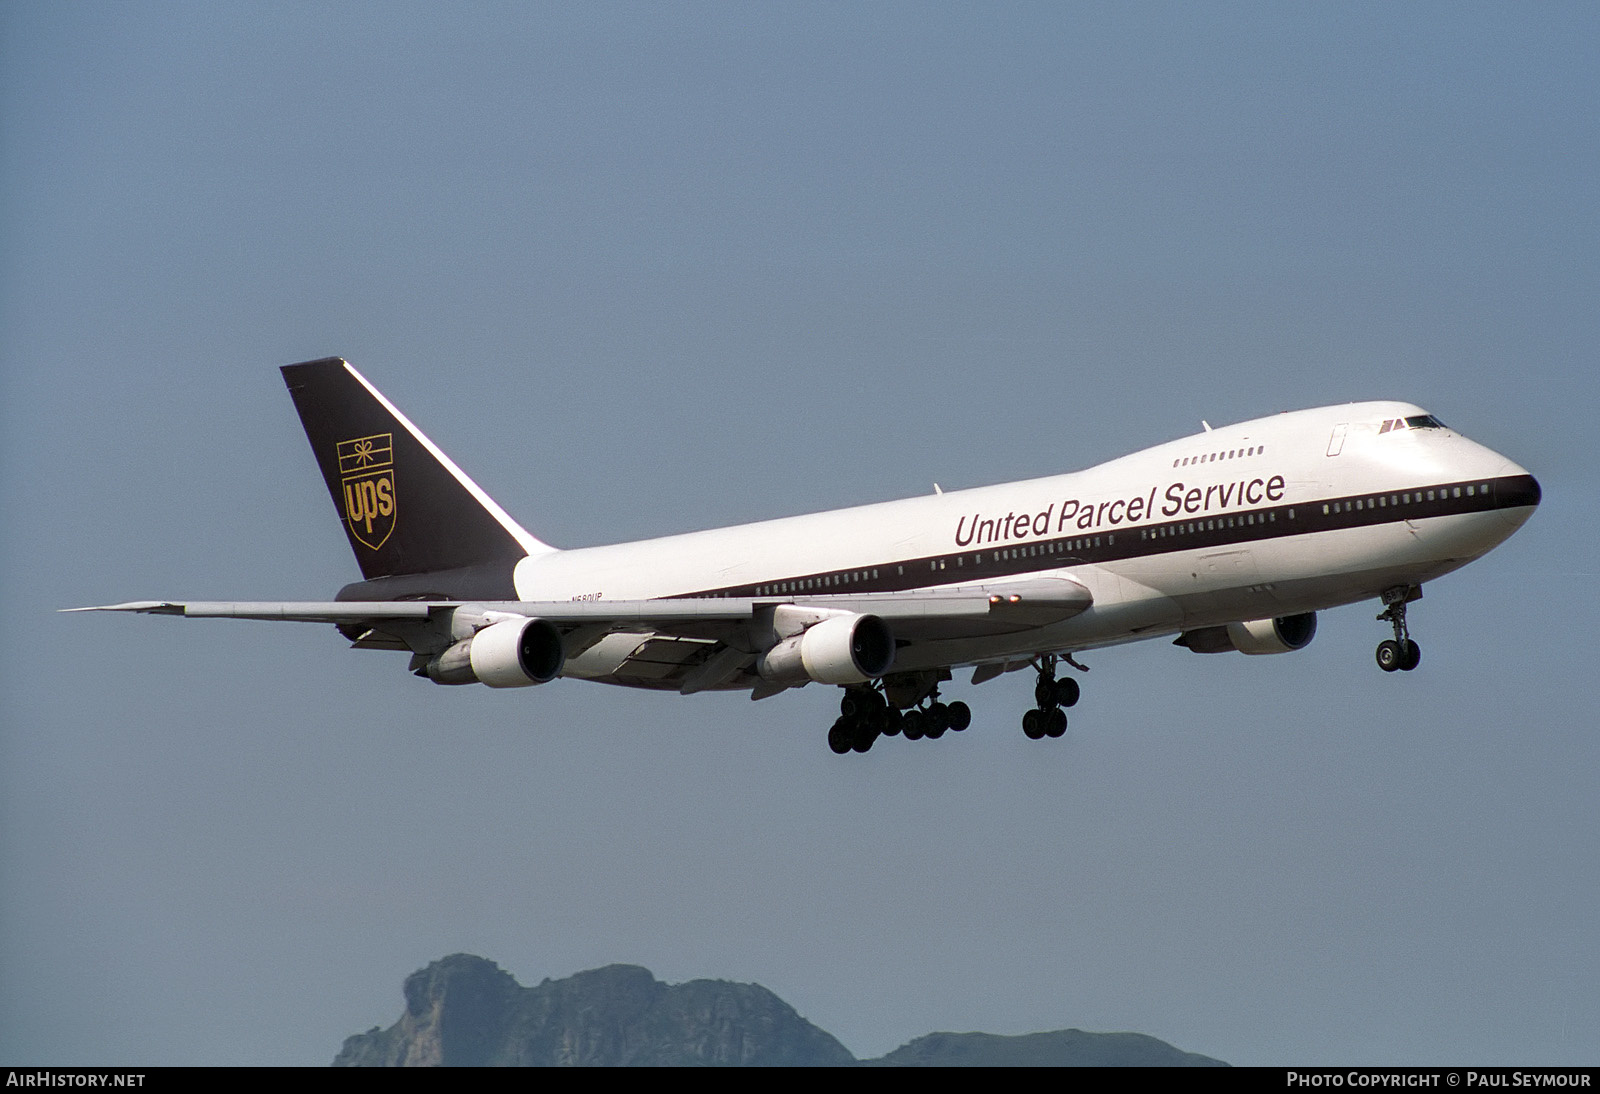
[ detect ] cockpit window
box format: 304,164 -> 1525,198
1380,414 -> 1449,434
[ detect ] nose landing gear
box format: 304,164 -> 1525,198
1375,585 -> 1423,672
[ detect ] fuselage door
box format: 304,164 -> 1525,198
1326,423 -> 1348,457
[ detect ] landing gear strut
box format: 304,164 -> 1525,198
828,683 -> 969,754
1022,654 -> 1078,740
1375,585 -> 1422,673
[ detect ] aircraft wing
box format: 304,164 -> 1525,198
68,575 -> 1089,633
65,601 -> 441,622
67,576 -> 1092,692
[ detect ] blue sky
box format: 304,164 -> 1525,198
3,1 -> 1595,1065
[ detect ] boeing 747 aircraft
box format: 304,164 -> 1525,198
73,358 -> 1540,754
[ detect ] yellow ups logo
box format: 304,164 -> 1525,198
337,434 -> 396,550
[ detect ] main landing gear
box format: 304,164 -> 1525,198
1022,654 -> 1079,740
828,684 -> 970,755
825,658 -> 1086,754
1375,585 -> 1423,673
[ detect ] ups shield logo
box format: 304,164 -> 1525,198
337,434 -> 396,550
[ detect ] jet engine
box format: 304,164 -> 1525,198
757,613 -> 896,686
425,617 -> 565,687
1175,612 -> 1317,655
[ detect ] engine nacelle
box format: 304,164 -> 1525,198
1176,612 -> 1317,655
757,613 -> 896,686
1229,612 -> 1317,654
425,617 -> 565,687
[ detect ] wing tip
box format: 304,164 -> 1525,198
60,601 -> 184,615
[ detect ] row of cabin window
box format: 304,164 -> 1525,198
1173,445 -> 1264,469
926,538 -> 1108,573
757,569 -> 882,596
754,535 -> 1117,594
956,538 -> 1106,565
1140,509 -> 1287,540
1322,483 -> 1488,516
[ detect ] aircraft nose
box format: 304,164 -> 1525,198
1494,462 -> 1541,526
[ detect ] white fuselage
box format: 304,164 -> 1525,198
514,402 -> 1537,684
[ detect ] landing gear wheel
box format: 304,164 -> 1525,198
902,710 -> 926,741
1034,679 -> 1057,708
840,687 -> 884,718
1053,677 -> 1080,708
828,719 -> 853,754
850,722 -> 876,753
1376,640 -> 1402,672
1044,708 -> 1068,738
947,701 -> 971,732
1022,709 -> 1046,740
1400,639 -> 1421,672
880,707 -> 903,737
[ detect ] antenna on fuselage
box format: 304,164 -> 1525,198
1202,421 -> 1212,432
